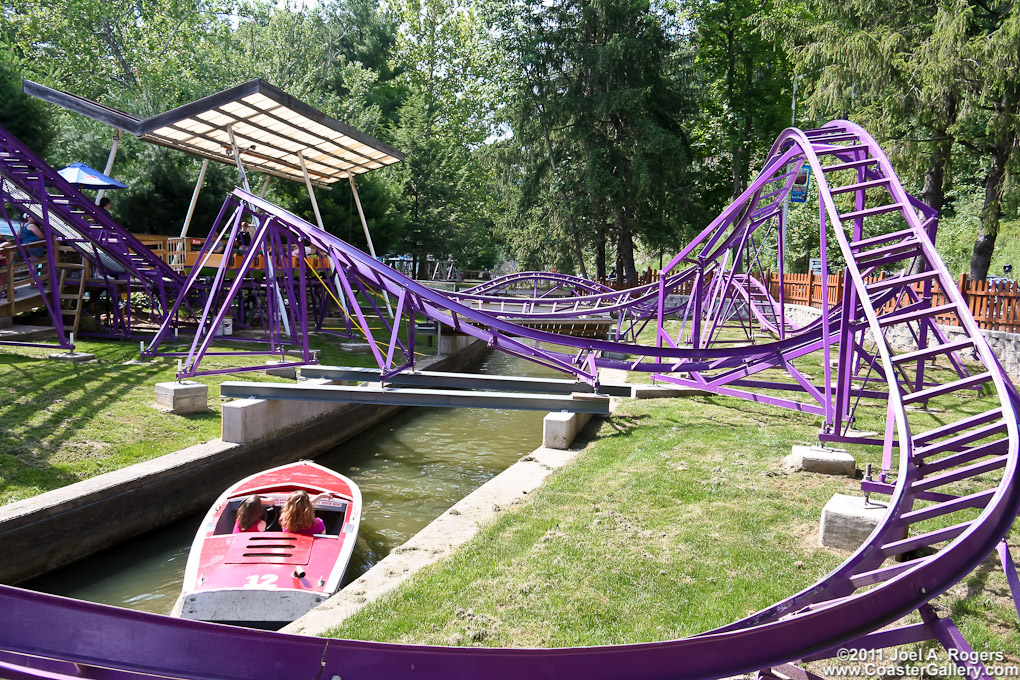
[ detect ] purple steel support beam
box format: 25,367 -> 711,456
144,197 -> 237,356
998,541 -> 1020,621
820,199 -> 834,426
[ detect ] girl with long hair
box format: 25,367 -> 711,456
280,490 -> 325,535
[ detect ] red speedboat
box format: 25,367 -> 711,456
173,461 -> 361,625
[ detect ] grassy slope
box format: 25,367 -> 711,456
936,217 -> 1020,279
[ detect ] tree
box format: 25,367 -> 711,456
386,0 -> 495,273
948,0 -> 1020,280
688,0 -> 791,201
0,44 -> 56,156
773,0 -> 1019,280
489,0 -> 696,283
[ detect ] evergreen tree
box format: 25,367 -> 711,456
491,0 -> 696,283
0,45 -> 56,156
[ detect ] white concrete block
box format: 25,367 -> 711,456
340,343 -> 372,354
265,360 -> 297,379
785,445 -> 856,476
155,381 -> 208,414
221,379 -> 345,444
439,333 -> 473,355
598,367 -> 629,385
543,411 -> 593,449
632,384 -> 710,399
820,493 -> 892,550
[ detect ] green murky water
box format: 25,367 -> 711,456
27,351 -> 558,614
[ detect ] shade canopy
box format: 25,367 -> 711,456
24,79 -> 404,188
57,162 -> 128,189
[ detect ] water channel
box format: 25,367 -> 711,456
27,351 -> 558,615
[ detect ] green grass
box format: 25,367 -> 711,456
0,321 -> 430,505
324,395 -> 855,645
323,352 -> 1019,663
937,215 -> 1020,280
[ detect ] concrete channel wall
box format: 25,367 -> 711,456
0,340 -> 488,586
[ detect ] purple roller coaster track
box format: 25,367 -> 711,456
1,120 -> 1019,679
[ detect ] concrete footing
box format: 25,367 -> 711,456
222,378 -> 381,444
265,360 -> 297,379
784,445 -> 856,476
154,381 -> 208,414
439,333 -> 474,355
339,343 -> 372,353
47,351 -> 95,363
820,493 -> 890,550
543,411 -> 593,449
632,384 -> 710,399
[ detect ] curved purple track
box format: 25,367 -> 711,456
1,121 -> 1017,679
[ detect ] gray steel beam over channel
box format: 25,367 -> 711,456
300,366 -> 632,397
219,381 -> 612,414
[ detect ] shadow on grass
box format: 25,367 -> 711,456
586,414 -> 646,444
0,344 -> 171,493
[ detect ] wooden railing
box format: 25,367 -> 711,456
0,242 -> 80,318
765,270 -> 1020,334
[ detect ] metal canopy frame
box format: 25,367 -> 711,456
23,79 -> 404,188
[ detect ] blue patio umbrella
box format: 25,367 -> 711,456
57,162 -> 128,190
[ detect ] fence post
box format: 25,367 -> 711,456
807,269 -> 816,307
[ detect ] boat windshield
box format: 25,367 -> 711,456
213,496 -> 349,536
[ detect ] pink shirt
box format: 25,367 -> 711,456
283,517 -> 325,535
232,519 -> 266,533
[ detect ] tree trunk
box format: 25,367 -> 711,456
921,134 -> 951,217
969,149 -> 1008,281
922,89 -> 957,219
571,232 -> 587,279
913,127 -> 953,276
537,105 -> 588,279
595,224 -> 607,281
616,207 -> 637,286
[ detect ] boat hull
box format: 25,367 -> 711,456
176,461 -> 361,625
178,588 -> 327,624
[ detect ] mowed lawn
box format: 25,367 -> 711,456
325,380 -> 1020,668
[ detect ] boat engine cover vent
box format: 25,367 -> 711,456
225,533 -> 312,565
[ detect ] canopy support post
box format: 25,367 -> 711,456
95,129 -> 121,205
297,150 -> 325,232
179,158 -> 209,238
349,173 -> 392,316
227,126 -> 252,194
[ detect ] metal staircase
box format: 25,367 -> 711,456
0,124 -> 186,337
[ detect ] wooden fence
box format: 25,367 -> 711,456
764,270 -> 1020,334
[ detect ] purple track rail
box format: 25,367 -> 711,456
2,121 -> 1019,678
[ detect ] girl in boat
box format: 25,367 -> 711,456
281,490 -> 326,535
233,495 -> 267,533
